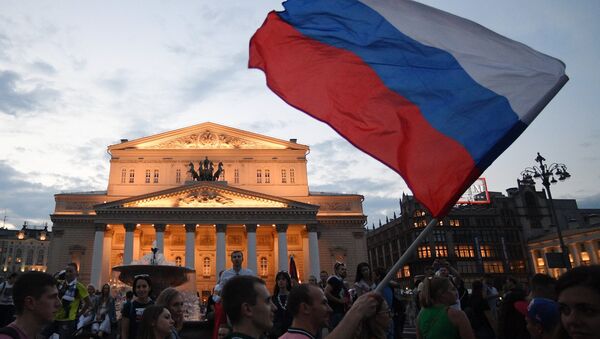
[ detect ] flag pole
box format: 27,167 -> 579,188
375,217 -> 439,294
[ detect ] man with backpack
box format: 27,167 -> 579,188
0,273 -> 18,327
0,271 -> 61,339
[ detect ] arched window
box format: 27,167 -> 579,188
175,256 -> 182,267
121,169 -> 127,183
26,249 -> 34,265
36,249 -> 45,265
260,257 -> 268,276
265,169 -> 270,183
15,249 -> 22,263
145,169 -> 151,183
203,257 -> 211,276
175,169 -> 181,183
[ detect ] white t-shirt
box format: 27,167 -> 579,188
218,267 -> 255,286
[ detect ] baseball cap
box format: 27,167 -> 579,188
526,298 -> 560,330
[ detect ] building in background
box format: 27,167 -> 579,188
366,180 -> 600,286
0,222 -> 51,276
48,122 -> 367,296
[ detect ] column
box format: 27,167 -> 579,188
307,224 -> 320,278
245,224 -> 258,273
185,224 -> 196,270
277,224 -> 288,271
154,224 -> 166,253
569,243 -> 581,267
585,241 -> 599,264
101,228 -> 113,284
90,223 -> 106,288
124,223 -> 136,265
216,224 -> 227,277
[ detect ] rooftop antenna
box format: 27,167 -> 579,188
2,210 -> 6,228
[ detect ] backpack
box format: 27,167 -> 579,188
0,326 -> 19,339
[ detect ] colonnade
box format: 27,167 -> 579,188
90,222 -> 321,288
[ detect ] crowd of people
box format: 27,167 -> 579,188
0,255 -> 598,339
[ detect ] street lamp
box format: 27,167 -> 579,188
520,152 -> 572,270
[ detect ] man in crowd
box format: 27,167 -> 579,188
49,263 -> 92,339
219,251 -> 255,286
280,283 -> 379,339
221,275 -> 276,339
0,272 -> 61,339
483,274 -> 499,318
324,262 -> 350,329
0,273 -> 18,327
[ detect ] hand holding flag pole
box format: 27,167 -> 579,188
374,217 -> 438,294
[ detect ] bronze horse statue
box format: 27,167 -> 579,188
187,162 -> 199,181
213,162 -> 224,181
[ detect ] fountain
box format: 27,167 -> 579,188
112,246 -> 195,298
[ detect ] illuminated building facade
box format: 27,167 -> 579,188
0,222 -> 50,275
48,122 -> 367,294
366,182 -> 600,285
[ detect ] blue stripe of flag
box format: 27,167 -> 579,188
278,0 -> 525,169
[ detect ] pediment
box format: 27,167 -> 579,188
109,122 -> 308,151
96,182 -> 316,210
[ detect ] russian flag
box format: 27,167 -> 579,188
249,0 -> 568,217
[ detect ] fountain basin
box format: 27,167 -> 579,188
112,264 -> 195,295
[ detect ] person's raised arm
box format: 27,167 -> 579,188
327,292 -> 378,339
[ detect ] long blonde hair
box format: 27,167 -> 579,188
419,277 -> 451,307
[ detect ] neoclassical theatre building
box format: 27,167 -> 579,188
48,122 -> 367,295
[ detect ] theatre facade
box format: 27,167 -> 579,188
48,122 -> 367,294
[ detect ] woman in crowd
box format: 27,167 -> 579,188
156,288 -> 185,339
354,294 -> 393,339
91,283 -> 117,338
122,275 -> 154,339
271,271 -> 293,338
354,262 -> 376,298
468,281 -> 496,339
416,277 -> 474,339
137,305 -> 174,339
553,265 -> 600,339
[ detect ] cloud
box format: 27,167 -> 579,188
0,163 -> 56,228
30,61 -> 57,75
578,192 -> 600,209
0,33 -> 10,60
96,71 -> 129,94
0,70 -> 60,116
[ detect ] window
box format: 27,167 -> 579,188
454,245 -> 475,258
129,169 -> 135,183
260,257 -> 268,276
281,169 -> 287,183
153,169 -> 159,183
483,261 -> 504,273
145,169 -> 151,183
26,249 -> 34,265
36,249 -> 44,265
234,169 -> 239,184
480,245 -> 495,258
290,169 -> 295,183
121,169 -> 127,183
256,169 -> 262,183
403,265 -> 411,277
456,261 -> 478,274
449,219 -> 460,227
265,169 -> 270,183
433,231 -> 446,242
176,169 -> 181,183
435,245 -> 448,257
417,246 -> 431,259
413,219 -> 427,228
203,257 -> 211,276
510,260 -> 526,273
414,210 -> 426,217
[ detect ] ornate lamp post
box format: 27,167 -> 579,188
520,152 -> 572,269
